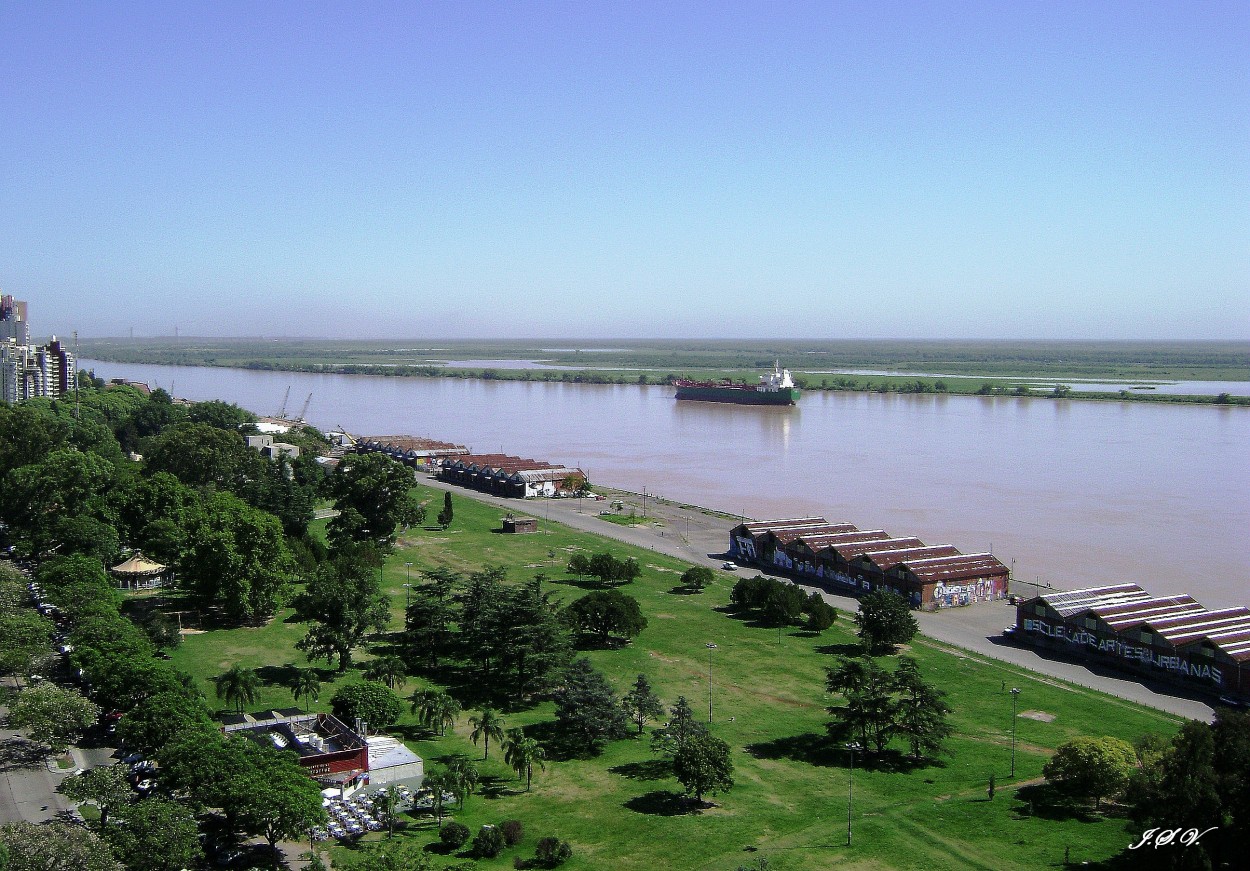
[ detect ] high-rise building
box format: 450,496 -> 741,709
0,294 -> 75,404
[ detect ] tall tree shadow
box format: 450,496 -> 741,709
609,759 -> 673,781
624,790 -> 701,816
1013,783 -> 1104,823
814,642 -> 866,657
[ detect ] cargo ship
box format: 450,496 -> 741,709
674,362 -> 800,406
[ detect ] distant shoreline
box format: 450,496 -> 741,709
80,354 -> 1250,407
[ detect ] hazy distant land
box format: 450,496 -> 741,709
77,338 -> 1250,404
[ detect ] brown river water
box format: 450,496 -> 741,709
85,361 -> 1249,609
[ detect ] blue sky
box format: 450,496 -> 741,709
2,2 -> 1247,340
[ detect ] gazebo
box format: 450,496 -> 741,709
110,552 -> 171,591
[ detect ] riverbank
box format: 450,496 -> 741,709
421,474 -> 1218,722
78,337 -> 1250,405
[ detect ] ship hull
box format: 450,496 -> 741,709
674,385 -> 799,405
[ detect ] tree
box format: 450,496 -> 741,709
290,668 -> 322,712
650,696 -> 708,756
117,691 -> 215,758
564,589 -> 647,646
534,836 -> 573,867
825,656 -> 897,753
422,770 -> 455,828
105,797 -> 202,871
622,673 -> 665,734
679,566 -> 714,593
411,689 -> 461,737
214,664 -> 260,714
181,491 -> 292,623
330,682 -> 402,729
804,593 -> 837,632
504,728 -> 547,791
469,708 -> 506,759
1125,719 -> 1225,868
296,554 -> 390,671
0,821 -> 122,871
375,785 -> 402,839
8,683 -> 99,753
58,765 -> 133,828
854,590 -> 918,654
1044,736 -> 1137,809
228,743 -> 328,850
445,756 -> 480,809
674,733 -> 735,803
761,582 -> 807,627
437,492 -> 454,529
187,399 -> 256,431
363,656 -> 408,690
891,657 -> 953,759
439,821 -> 470,849
325,453 -> 423,546
471,825 -> 505,859
0,611 -> 54,683
404,587 -> 456,670
143,421 -> 253,489
552,658 -> 630,755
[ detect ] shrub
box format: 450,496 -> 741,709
535,836 -> 573,867
439,821 -> 470,849
471,824 -> 506,859
500,819 -> 524,847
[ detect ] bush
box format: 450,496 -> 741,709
471,824 -> 506,859
500,819 -> 524,847
439,821 -> 470,849
535,836 -> 573,867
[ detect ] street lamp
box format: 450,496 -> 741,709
1010,687 -> 1021,778
846,741 -> 862,846
705,642 -> 718,723
402,562 -> 413,629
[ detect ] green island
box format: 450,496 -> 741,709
78,338 -> 1250,406
2,381 -> 1243,871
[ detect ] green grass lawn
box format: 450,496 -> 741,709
164,489 -> 1182,870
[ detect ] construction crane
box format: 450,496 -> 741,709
336,426 -> 357,447
296,392 -> 312,423
276,386 -> 291,418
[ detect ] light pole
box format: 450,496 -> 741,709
705,642 -> 717,723
1010,687 -> 1021,778
402,562 -> 413,629
846,741 -> 862,846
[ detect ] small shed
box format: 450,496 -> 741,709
502,514 -> 537,534
111,552 -> 171,591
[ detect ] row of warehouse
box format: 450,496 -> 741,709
728,516 -> 1009,610
352,437 -> 585,499
1015,584 -> 1250,701
437,454 -> 585,499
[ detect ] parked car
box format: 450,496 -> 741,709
721,562 -> 738,571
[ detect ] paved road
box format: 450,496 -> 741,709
0,708 -> 70,824
421,474 -> 1216,722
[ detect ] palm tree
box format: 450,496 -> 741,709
503,728 -> 547,791
214,664 -> 260,714
410,689 -> 461,737
445,755 -> 479,809
375,785 -> 401,839
289,668 -> 321,712
422,770 -> 455,829
469,707 -> 505,760
363,655 -> 407,690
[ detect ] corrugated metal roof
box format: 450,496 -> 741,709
739,517 -> 828,535
770,523 -> 858,544
1145,608 -> 1250,645
1038,584 -> 1150,618
856,545 -> 961,572
824,537 -> 925,561
789,530 -> 889,554
1096,596 -> 1205,630
901,553 -> 1009,583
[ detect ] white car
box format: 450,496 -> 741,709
721,562 -> 738,571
